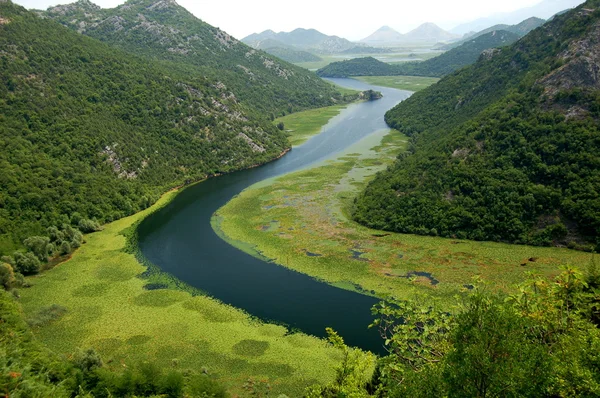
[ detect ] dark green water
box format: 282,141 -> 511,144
137,79 -> 411,354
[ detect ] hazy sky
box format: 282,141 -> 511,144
12,0 -> 562,40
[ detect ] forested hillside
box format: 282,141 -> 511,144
354,1 -> 600,249
0,1 -> 341,257
41,0 -> 342,116
317,30 -> 521,78
440,17 -> 545,50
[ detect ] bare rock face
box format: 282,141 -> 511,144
480,47 -> 501,61
539,19 -> 600,96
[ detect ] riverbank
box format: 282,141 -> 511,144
214,129 -> 593,301
17,184 -> 356,396
275,104 -> 350,146
354,75 -> 440,92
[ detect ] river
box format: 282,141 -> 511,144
137,78 -> 411,354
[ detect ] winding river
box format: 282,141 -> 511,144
137,79 -> 411,354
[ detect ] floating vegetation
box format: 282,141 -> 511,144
27,304 -> 68,328
305,250 -> 323,257
350,249 -> 369,262
144,283 -> 169,290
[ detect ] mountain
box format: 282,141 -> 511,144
402,22 -> 460,43
353,1 -> 600,250
451,0 -> 585,34
360,23 -> 459,45
317,30 -> 521,78
360,25 -> 404,43
242,27 -> 384,54
41,0 -> 342,116
0,0 -> 350,256
439,17 -> 545,50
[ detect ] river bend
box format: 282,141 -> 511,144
138,78 -> 411,353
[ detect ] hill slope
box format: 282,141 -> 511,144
442,17 -> 545,50
353,2 -> 600,249
317,30 -> 521,78
262,47 -> 322,63
0,1 -> 308,254
41,0 -> 342,116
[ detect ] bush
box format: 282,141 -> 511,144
72,348 -> 103,373
13,251 -> 41,275
78,219 -> 101,233
0,262 -> 16,289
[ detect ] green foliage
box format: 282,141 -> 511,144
354,2 -> 600,247
0,263 -> 16,289
23,236 -> 52,262
305,328 -> 375,398
78,218 -> 101,233
443,288 -> 552,397
356,267 -> 600,397
12,251 -> 41,275
317,30 -> 520,78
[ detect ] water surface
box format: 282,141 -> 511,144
138,79 -> 411,354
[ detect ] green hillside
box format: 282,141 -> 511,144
41,0 -> 342,116
353,2 -> 600,249
263,46 -> 322,63
0,0 -> 339,256
317,30 -> 521,78
441,16 -> 546,50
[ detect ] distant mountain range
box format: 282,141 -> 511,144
451,0 -> 585,34
361,23 -> 460,45
318,29 -> 521,78
241,28 -> 388,55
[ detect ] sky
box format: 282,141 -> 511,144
12,0 -> 563,40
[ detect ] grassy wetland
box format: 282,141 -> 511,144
354,75 -> 440,92
275,104 -> 349,146
18,189 -> 359,396
214,130 -> 594,301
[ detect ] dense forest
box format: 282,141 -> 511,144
316,30 -> 522,78
0,1 -> 350,260
354,1 -> 600,249
40,0 -> 342,116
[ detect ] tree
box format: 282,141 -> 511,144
443,287 -> 552,397
0,262 -> 16,289
23,236 -> 53,262
305,328 -> 375,397
13,252 -> 41,275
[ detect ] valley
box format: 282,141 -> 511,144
2,0 -> 599,396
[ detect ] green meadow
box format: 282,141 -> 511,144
215,129 -> 594,301
354,75 -> 440,92
18,189 -> 357,396
275,104 -> 349,146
